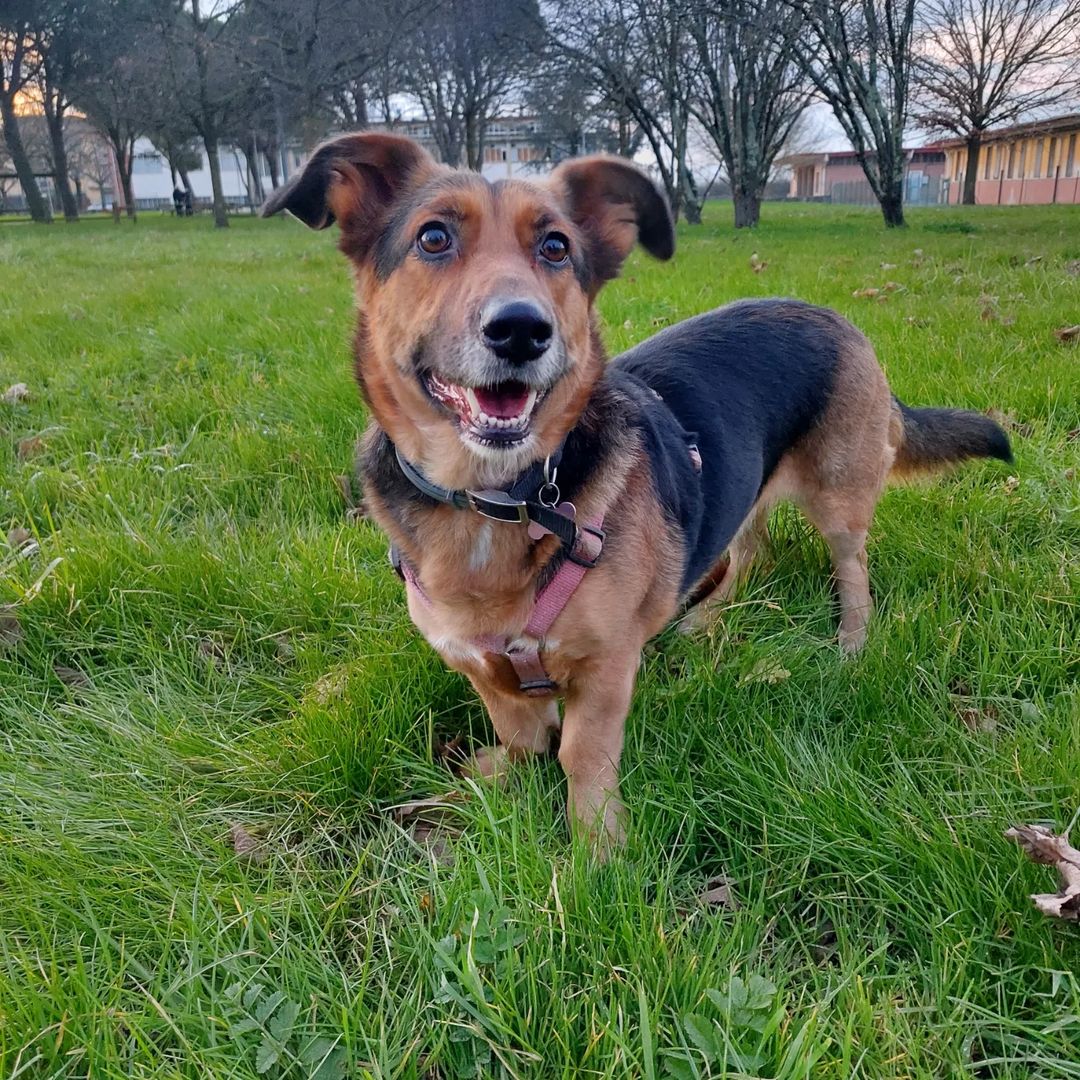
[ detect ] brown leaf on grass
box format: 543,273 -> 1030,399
881,280 -> 904,293
2,383 -> 30,405
53,663 -> 92,689
739,657 -> 791,686
7,527 -> 32,550
1024,255 -> 1044,267
955,702 -> 998,733
880,262 -> 898,270
1003,475 -> 1020,493
1004,823 -> 1080,921
197,636 -> 227,664
389,792 -> 467,825
905,316 -> 930,327
852,287 -> 880,299
0,608 -> 24,654
1065,260 -> 1080,277
335,473 -> 370,522
1068,428 -> 1080,441
17,435 -> 46,460
701,874 -> 739,911
229,822 -> 268,865
749,252 -> 767,273
1053,324 -> 1080,343
434,733 -> 467,766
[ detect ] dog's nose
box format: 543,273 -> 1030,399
482,301 -> 552,363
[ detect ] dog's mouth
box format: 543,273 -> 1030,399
423,373 -> 543,447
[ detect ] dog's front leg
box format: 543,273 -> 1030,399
559,653 -> 639,854
465,677 -> 560,780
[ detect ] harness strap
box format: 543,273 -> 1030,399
390,515 -> 603,697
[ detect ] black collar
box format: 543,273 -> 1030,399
392,444 -> 603,567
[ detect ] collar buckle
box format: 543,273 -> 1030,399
465,489 -> 530,524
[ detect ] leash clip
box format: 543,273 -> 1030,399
537,457 -> 561,508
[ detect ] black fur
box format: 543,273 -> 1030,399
613,299 -> 842,593
894,402 -> 1012,470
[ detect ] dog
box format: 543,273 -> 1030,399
262,133 -> 1012,851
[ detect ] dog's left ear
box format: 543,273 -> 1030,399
261,133 -> 438,253
549,156 -> 674,293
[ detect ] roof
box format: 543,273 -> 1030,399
935,113 -> 1080,148
779,146 -> 944,166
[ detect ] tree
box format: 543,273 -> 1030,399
688,0 -> 813,227
31,0 -> 92,222
544,0 -> 702,222
914,0 -> 1080,204
401,0 -> 540,170
0,5 -> 52,222
796,0 -> 919,227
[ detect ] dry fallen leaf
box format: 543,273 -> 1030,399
229,822 -> 268,865
1024,255 -> 1044,267
389,792 -> 467,825
955,702 -> 998,733
0,608 -> 24,654
197,637 -> 227,664
880,262 -> 897,270
54,663 -> 92,689
17,435 -> 46,460
905,316 -> 930,327
1065,260 -> 1080,277
701,874 -> 739,911
1053,325 -> 1080,343
1067,428 -> 1080,442
6,527 -> 32,550
739,657 -> 791,686
1005,823 -> 1080,921
852,287 -> 880,299
2,383 -> 30,405
749,252 -> 767,273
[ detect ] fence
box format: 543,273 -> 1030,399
828,174 -> 950,207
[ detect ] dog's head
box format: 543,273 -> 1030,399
263,133 -> 674,486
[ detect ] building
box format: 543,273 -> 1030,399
782,146 -> 948,206
364,115 -> 550,181
938,114 -> 1080,206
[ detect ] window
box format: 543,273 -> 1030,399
132,154 -> 163,175
1047,137 -> 1059,177
1006,143 -> 1016,178
1032,138 -> 1044,178
984,145 -> 992,179
1066,133 -> 1077,178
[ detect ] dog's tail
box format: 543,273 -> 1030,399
891,399 -> 1013,477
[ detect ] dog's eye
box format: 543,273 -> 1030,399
417,223 -> 452,256
539,232 -> 570,265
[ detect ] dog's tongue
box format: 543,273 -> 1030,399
473,381 -> 530,419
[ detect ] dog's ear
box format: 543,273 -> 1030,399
261,133 -> 438,248
549,156 -> 674,292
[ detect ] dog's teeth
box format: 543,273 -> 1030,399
524,390 -> 537,415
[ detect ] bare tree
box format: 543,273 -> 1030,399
0,5 -> 52,222
688,0 -> 813,227
914,0 -> 1080,204
401,0 -> 540,170
796,0 -> 919,227
544,0 -> 702,222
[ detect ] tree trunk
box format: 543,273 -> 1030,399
178,164 -> 193,194
264,148 -> 279,189
880,188 -> 905,227
0,95 -> 52,223
733,188 -> 761,228
962,134 -> 980,205
44,104 -> 79,222
204,135 -> 229,227
120,168 -> 137,220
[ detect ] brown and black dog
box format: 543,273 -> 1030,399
263,133 -> 1011,851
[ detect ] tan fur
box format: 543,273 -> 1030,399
684,322 -> 900,653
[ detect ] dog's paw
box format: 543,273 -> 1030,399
460,745 -> 510,781
838,624 -> 868,655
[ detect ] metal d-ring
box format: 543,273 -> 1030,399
537,457 -> 560,508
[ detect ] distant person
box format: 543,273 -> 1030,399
184,188 -> 193,216
172,186 -> 185,216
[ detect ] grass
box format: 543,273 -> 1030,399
1,200 -> 1078,1079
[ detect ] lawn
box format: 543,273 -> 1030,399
1,201 -> 1078,1079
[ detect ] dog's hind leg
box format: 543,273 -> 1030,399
679,501 -> 771,632
463,679 -> 560,780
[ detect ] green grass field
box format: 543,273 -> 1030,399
1,202 -> 1078,1079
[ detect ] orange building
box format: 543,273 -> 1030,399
940,113 -> 1080,205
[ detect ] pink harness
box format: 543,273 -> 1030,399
397,517 -> 604,696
